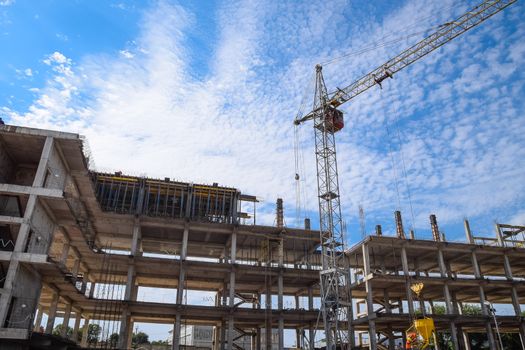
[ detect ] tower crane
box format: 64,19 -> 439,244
293,0 -> 516,348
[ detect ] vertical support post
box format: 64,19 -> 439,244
73,311 -> 82,342
308,287 -> 314,350
81,317 -> 90,347
61,302 -> 72,338
464,219 -> 474,244
295,295 -> 301,349
45,292 -> 59,334
375,225 -> 382,236
400,246 -> 414,316
430,214 -> 441,242
494,223 -> 504,247
120,219 -> 141,349
173,223 -> 189,350
362,243 -> 377,349
33,307 -> 44,331
395,211 -> 405,239
277,237 -> 284,350
228,228 -> 237,350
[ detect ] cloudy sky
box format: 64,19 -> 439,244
1,0 -> 524,245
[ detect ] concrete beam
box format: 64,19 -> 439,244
0,183 -> 63,199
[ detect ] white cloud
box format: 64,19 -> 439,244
24,68 -> 32,76
43,51 -> 69,65
2,0 -> 524,236
0,0 -> 14,6
119,49 -> 134,59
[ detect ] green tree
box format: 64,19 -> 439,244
52,324 -> 73,338
88,323 -> 101,344
152,339 -> 169,345
109,333 -> 119,347
462,304 -> 482,315
132,331 -> 150,345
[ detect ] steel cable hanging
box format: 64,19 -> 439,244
387,79 -> 417,235
381,88 -> 403,212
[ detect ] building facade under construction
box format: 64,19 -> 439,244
0,123 -> 524,350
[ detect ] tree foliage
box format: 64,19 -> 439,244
88,323 -> 101,344
132,331 -> 150,345
52,324 -> 73,338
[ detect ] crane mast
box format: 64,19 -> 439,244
294,1 -> 516,349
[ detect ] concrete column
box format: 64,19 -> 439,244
308,287 -> 314,350
45,292 -> 59,334
89,281 -> 96,298
295,295 -> 301,348
464,220 -> 474,243
257,327 -> 261,350
401,246 -> 415,316
0,137 -> 54,326
213,323 -> 220,350
228,228 -> 237,350
173,224 -> 189,350
503,254 -> 513,280
277,239 -> 284,350
494,223 -> 504,247
118,307 -> 132,349
33,307 -> 44,331
61,302 -> 72,338
220,320 -> 226,350
73,311 -> 82,342
81,317 -> 90,347
362,243 -> 377,349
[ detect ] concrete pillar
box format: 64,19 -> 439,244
118,307 -> 132,349
61,302 -> 72,338
45,292 -> 59,334
0,137 -> 54,327
430,214 -> 441,242
503,254 -> 513,280
173,224 -> 189,350
295,295 -> 301,348
401,246 -> 415,316
464,220 -> 474,244
395,211 -> 406,239
220,320 -> 226,350
33,307 -> 44,331
81,317 -> 90,347
256,327 -> 261,350
73,311 -> 82,342
227,228 -> 237,350
308,287 -> 314,350
277,238 -> 284,350
362,243 -> 377,349
494,223 -> 504,247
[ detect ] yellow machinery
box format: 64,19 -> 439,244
406,283 -> 436,349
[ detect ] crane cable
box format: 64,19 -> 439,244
381,88 -> 403,212
389,80 -> 417,235
294,72 -> 315,224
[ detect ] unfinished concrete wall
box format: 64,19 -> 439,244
0,140 -> 14,183
45,145 -> 67,190
6,265 -> 41,330
26,202 -> 55,254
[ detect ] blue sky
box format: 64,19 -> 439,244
2,0 -> 524,343
1,0 -> 524,242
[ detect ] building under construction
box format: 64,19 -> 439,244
0,123 -> 524,350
